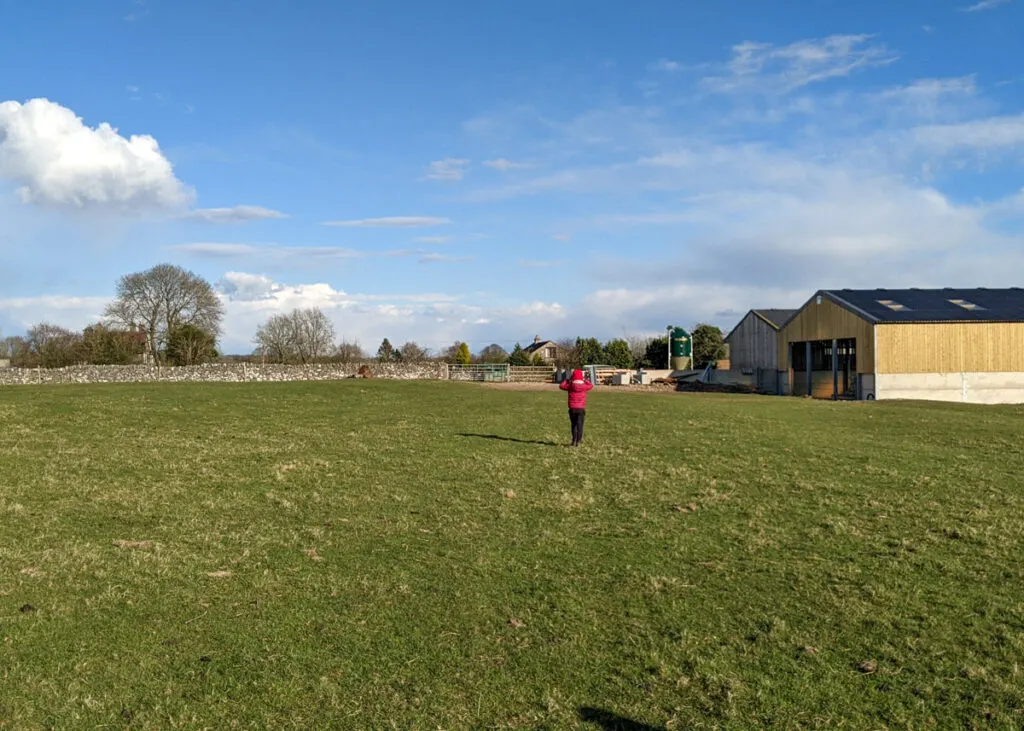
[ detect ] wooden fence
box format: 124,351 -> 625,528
510,366 -> 554,383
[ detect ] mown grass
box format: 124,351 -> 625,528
1,381 -> 1023,729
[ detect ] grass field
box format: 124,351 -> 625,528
1,381 -> 1023,729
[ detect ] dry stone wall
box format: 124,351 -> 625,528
0,362 -> 448,386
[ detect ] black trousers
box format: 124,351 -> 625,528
569,408 -> 586,445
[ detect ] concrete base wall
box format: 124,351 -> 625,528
876,372 -> 1024,404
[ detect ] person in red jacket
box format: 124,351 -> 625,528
559,369 -> 594,447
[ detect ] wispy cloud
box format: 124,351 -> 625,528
519,259 -> 563,268
124,0 -> 150,22
912,114 -> 1024,152
170,243 -> 365,260
418,253 -> 473,264
414,235 -> 452,244
648,58 -> 682,72
171,242 -> 474,266
870,76 -> 977,119
483,158 -> 534,172
322,216 -> 451,228
704,34 -> 898,93
961,0 -> 1012,12
424,158 -> 471,181
181,205 -> 288,224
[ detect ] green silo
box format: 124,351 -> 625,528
670,326 -> 692,371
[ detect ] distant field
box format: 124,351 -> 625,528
1,381 -> 1023,729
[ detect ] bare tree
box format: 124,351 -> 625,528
254,308 -> 335,364
166,324 -> 218,366
3,336 -> 29,366
554,338 -> 581,369
254,313 -> 294,363
398,341 -> 428,362
293,308 -> 335,363
336,341 -> 365,364
105,263 -> 224,363
626,335 -> 652,364
26,323 -> 83,368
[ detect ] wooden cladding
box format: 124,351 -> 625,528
777,295 -> 875,374
875,323 -> 1024,374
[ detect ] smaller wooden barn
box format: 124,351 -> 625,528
724,309 -> 796,392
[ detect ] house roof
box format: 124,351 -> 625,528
821,288 -> 1024,324
524,340 -> 555,353
725,308 -> 798,342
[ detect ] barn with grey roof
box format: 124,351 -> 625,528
775,288 -> 1024,403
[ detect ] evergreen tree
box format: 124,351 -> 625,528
692,324 -> 726,368
376,338 -> 396,363
508,343 -> 531,366
576,337 -> 605,366
604,338 -> 634,369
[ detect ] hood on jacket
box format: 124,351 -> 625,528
572,369 -> 585,381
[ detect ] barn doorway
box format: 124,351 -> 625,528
790,338 -> 857,399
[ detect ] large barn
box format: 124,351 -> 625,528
776,288 -> 1024,404
724,309 -> 797,392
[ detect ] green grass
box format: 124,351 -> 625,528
1,381 -> 1023,729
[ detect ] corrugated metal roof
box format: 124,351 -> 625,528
824,288 -> 1024,323
753,309 -> 798,328
725,308 -> 798,342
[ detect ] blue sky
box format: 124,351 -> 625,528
2,0 -> 1023,354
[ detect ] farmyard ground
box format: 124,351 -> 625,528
1,381 -> 1022,729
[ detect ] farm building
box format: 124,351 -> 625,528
724,309 -> 796,391
777,288 -> 1024,404
524,336 -> 559,364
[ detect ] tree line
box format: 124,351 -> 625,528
0,262 -> 726,369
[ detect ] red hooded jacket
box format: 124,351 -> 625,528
559,369 -> 594,409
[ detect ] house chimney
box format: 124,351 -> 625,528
534,335 -> 540,343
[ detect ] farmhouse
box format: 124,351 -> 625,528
524,336 -> 559,364
777,288 -> 1024,404
724,309 -> 796,390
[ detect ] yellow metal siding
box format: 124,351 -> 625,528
776,296 -> 875,374
876,323 -> 1024,374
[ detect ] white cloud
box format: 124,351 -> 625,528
483,158 -> 534,172
321,216 -> 451,228
424,158 -> 470,181
703,35 -> 898,93
866,76 -> 978,121
961,0 -> 1011,11
181,206 -> 288,224
414,235 -> 452,244
648,58 -> 682,73
912,114 -> 1024,152
0,295 -> 110,331
418,253 -> 473,264
170,242 -> 461,263
0,98 -> 191,210
171,242 -> 366,260
519,259 -> 563,268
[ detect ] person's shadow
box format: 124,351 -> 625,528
578,707 -> 663,730
457,433 -> 559,447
